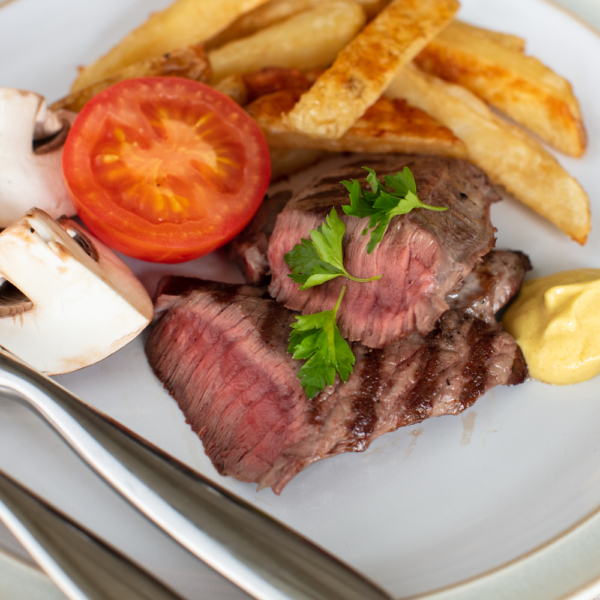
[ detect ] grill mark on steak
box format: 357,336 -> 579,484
348,349 -> 382,449
459,317 -> 495,405
211,290 -> 242,307
403,327 -> 443,422
268,154 -> 499,348
258,301 -> 292,346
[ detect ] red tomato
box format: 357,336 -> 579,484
62,77 -> 270,263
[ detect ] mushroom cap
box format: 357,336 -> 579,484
0,88 -> 77,228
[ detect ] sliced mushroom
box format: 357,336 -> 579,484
0,209 -> 153,375
0,88 -> 77,228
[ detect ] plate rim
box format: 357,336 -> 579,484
408,1 -> 600,597
1,1 -> 600,599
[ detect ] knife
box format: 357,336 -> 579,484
0,347 -> 393,600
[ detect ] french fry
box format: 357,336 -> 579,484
243,67 -> 323,102
387,64 -> 590,243
450,20 -> 525,53
52,44 -> 210,112
248,88 -> 467,158
209,1 -> 366,82
269,146 -> 327,181
206,0 -> 390,50
414,19 -> 586,156
285,0 -> 459,139
212,74 -> 249,105
71,0 -> 270,92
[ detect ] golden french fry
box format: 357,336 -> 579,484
387,64 -> 590,244
71,0 -> 270,92
450,20 -> 525,53
206,0 -> 389,50
212,74 -> 249,105
248,89 -> 467,158
414,19 -> 585,156
285,0 -> 459,139
269,146 -> 327,181
208,1 -> 366,81
243,67 -> 323,102
53,44 -> 210,112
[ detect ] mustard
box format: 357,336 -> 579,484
502,269 -> 600,385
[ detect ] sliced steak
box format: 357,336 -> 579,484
147,281 -> 526,494
226,190 -> 293,285
261,310 -> 527,493
147,290 -> 305,488
153,249 -> 529,324
268,154 -> 499,348
446,250 -> 532,324
153,276 -> 268,319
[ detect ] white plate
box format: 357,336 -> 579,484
1,1 -> 600,599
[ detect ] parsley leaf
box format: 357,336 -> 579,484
284,208 -> 382,290
288,286 -> 355,399
341,166 -> 448,254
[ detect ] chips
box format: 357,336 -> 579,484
212,74 -> 249,105
414,19 -> 586,156
206,0 -> 389,50
248,88 -> 467,158
387,64 -> 590,244
449,20 -> 525,53
208,1 -> 366,81
53,44 -> 210,112
71,0 -> 270,92
284,0 -> 459,139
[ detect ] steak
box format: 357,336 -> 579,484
446,250 -> 531,324
262,310 -> 527,493
156,248 -> 529,321
153,276 -> 268,320
226,190 -> 293,285
268,154 -> 499,348
147,264 -> 527,494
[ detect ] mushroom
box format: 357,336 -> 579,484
0,208 -> 154,375
0,88 -> 77,228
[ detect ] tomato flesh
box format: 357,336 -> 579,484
63,77 -> 270,263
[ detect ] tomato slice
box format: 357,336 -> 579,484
62,77 -> 270,263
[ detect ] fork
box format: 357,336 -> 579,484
0,347 -> 393,600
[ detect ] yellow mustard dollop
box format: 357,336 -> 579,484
502,269 -> 600,385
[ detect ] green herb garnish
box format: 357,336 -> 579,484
284,207 -> 381,290
288,286 -> 354,399
341,166 -> 448,254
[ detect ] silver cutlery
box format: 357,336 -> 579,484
0,347 -> 393,600
0,468 -> 185,600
